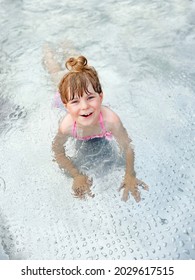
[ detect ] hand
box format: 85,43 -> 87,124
119,173 -> 149,202
72,174 -> 94,199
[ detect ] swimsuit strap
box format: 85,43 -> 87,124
99,112 -> 106,133
72,121 -> 77,138
99,112 -> 112,140
72,111 -> 112,140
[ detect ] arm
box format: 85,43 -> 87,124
110,115 -> 148,202
117,126 -> 135,177
52,130 -> 80,177
52,130 -> 94,198
111,118 -> 136,176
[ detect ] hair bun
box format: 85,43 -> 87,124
65,56 -> 88,72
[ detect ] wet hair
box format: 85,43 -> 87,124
58,56 -> 102,104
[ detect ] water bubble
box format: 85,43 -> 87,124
121,250 -> 126,257
109,250 -> 113,255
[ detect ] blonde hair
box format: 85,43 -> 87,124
58,56 -> 102,104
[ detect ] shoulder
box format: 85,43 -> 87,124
101,106 -> 130,143
101,106 -> 122,129
59,113 -> 74,135
101,106 -> 125,137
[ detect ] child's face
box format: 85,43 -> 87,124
65,83 -> 103,127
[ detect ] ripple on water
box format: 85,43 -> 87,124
0,96 -> 28,136
0,0 -> 195,261
0,177 -> 6,192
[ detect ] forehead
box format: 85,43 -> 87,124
87,83 -> 96,93
67,83 -> 97,100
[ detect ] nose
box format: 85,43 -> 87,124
80,98 -> 88,109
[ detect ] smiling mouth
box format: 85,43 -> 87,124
81,112 -> 93,118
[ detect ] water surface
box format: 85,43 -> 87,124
0,0 -> 195,259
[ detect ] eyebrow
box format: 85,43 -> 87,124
74,91 -> 95,98
86,91 -> 95,95
69,95 -> 79,101
68,90 -> 95,102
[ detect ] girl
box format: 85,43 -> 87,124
44,46 -> 148,202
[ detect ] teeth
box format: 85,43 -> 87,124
82,112 -> 92,116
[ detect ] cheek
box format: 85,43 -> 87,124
91,98 -> 101,105
94,100 -> 102,108
68,106 -> 79,115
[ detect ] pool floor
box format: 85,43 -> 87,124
0,0 -> 195,260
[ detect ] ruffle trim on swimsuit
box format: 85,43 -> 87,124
72,112 -> 112,141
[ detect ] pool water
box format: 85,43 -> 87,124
0,0 -> 194,259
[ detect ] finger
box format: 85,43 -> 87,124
86,185 -> 94,198
73,185 -> 92,199
87,177 -> 93,186
76,192 -> 86,199
122,188 -> 129,202
87,189 -> 95,198
118,183 -> 125,192
134,190 -> 141,203
142,184 -> 149,191
137,179 -> 149,191
72,192 -> 84,199
128,186 -> 141,203
72,191 -> 84,199
73,186 -> 86,199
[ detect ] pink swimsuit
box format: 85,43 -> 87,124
72,112 -> 112,141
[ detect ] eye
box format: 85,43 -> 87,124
70,99 -> 79,104
88,95 -> 95,100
